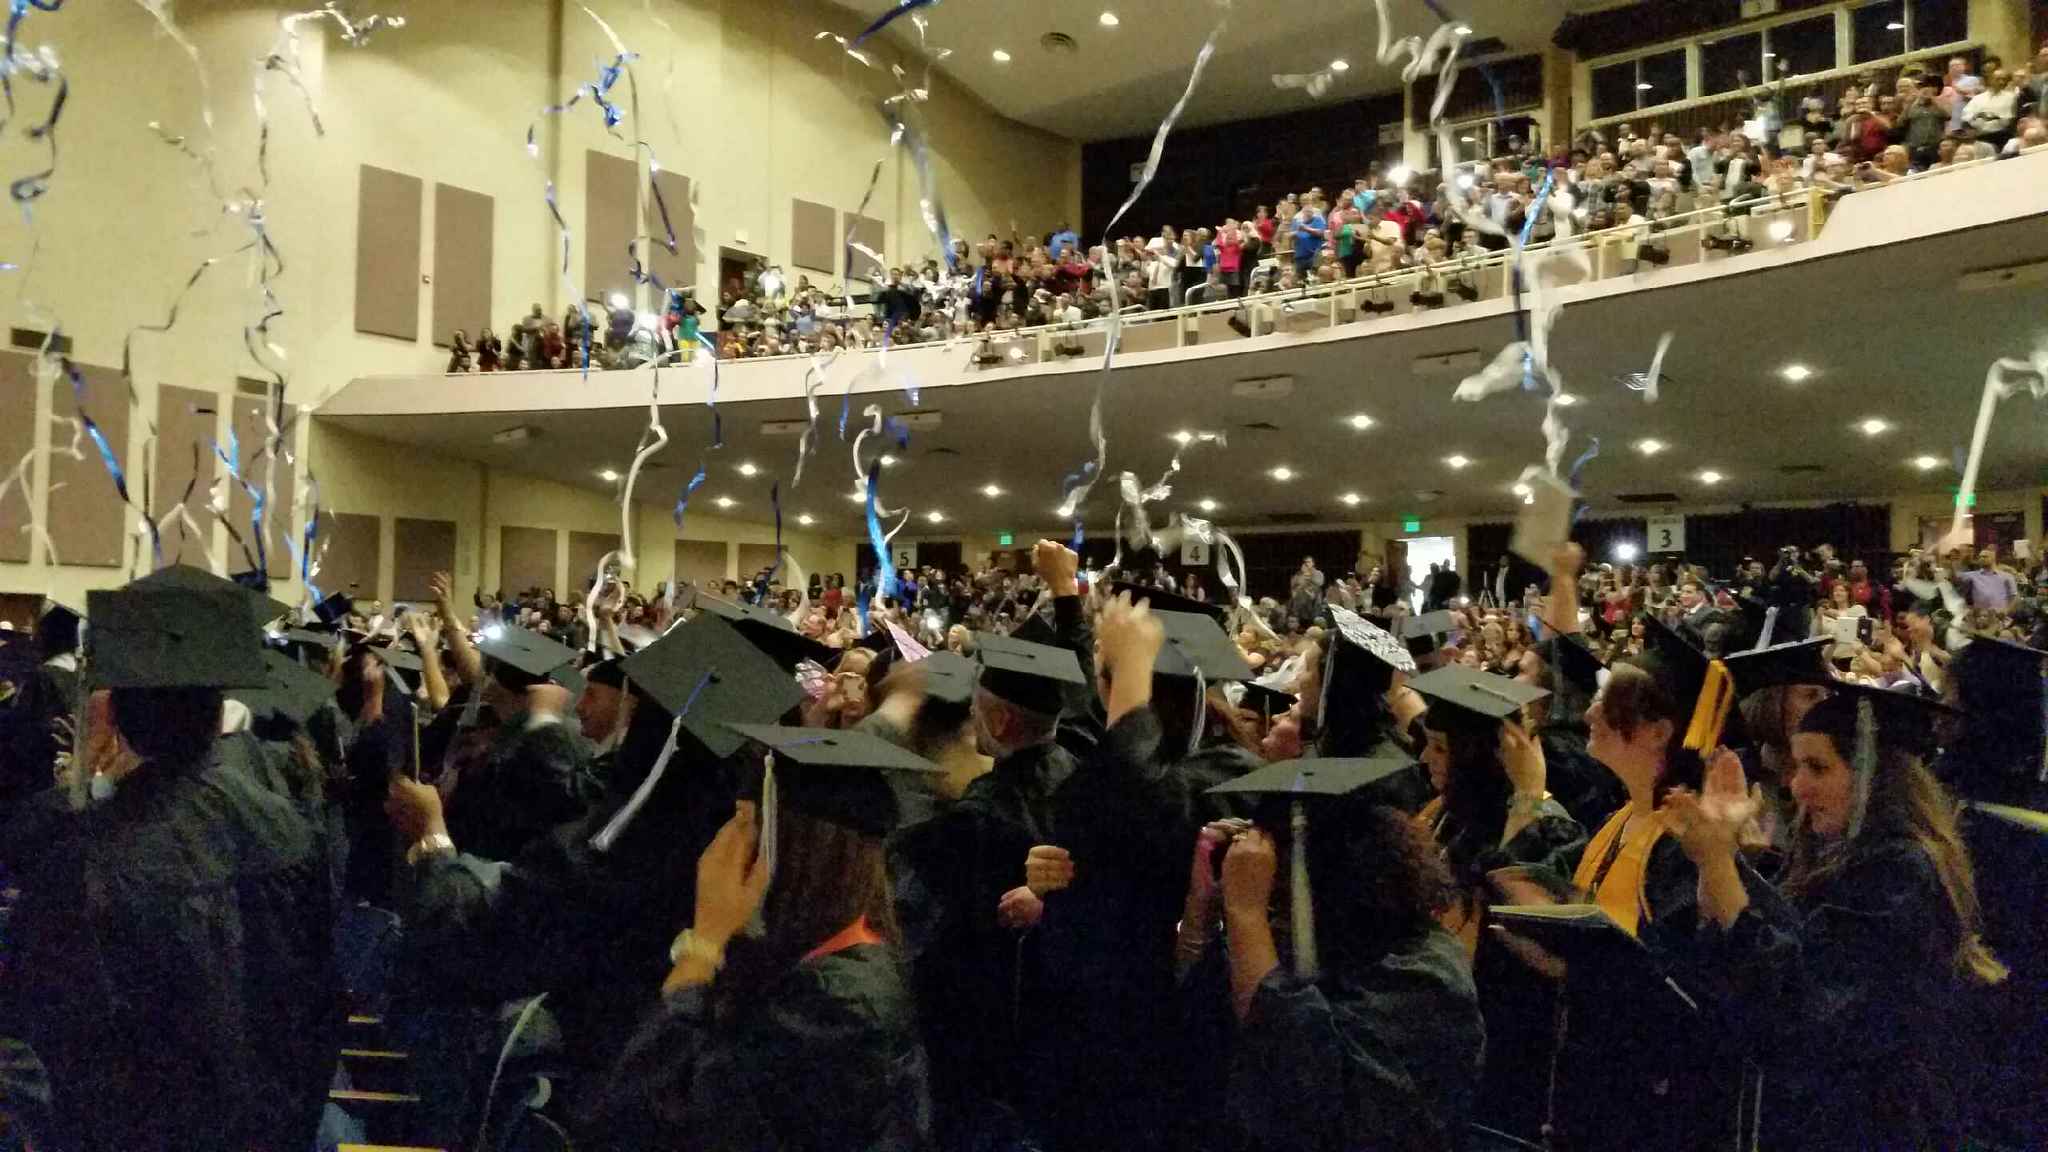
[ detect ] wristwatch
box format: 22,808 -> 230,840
406,832 -> 456,865
668,929 -> 727,972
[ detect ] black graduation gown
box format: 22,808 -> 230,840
576,942 -> 930,1151
1218,927 -> 1484,1152
0,746 -> 340,1152
444,712 -> 593,863
1685,840 -> 1972,1151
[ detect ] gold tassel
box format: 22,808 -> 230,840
1684,659 -> 1735,752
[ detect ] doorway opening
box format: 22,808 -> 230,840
1403,535 -> 1458,612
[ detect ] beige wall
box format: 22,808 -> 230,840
0,0 -> 1077,605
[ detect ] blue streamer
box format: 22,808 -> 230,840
696,331 -> 722,448
1512,167 -> 1558,391
864,463 -> 897,607
1567,437 -> 1600,525
60,353 -> 158,567
298,473 -> 322,604
848,0 -> 940,48
672,462 -> 706,528
754,481 -> 784,602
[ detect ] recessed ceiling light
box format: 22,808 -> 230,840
737,461 -> 758,476
1637,82 -> 1654,90
991,49 -> 1010,63
715,496 -> 736,508
1780,363 -> 1813,382
1910,455 -> 1941,472
1329,59 -> 1350,73
1511,482 -> 1533,497
1197,498 -> 1218,512
980,483 -> 1004,498
796,513 -> 815,526
1269,466 -> 1295,481
847,490 -> 866,503
1444,454 -> 1471,469
1857,418 -> 1890,436
1885,21 -> 1904,30
1768,219 -> 1796,241
1635,438 -> 1666,456
1172,430 -> 1194,444
1453,23 -> 1472,35
1347,413 -> 1375,430
1339,492 -> 1363,507
1461,135 -> 1477,143
1099,11 -> 1119,27
1554,392 -> 1579,407
925,510 -> 946,523
878,454 -> 897,467
1697,470 -> 1724,485
597,468 -> 620,482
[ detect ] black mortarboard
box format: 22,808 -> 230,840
231,649 -> 340,728
1722,639 -> 1833,699
1551,632 -> 1607,696
1631,612 -> 1709,715
476,625 -> 576,688
36,601 -> 82,657
1109,580 -> 1228,624
1798,680 -> 1960,757
973,630 -> 1087,717
690,592 -> 831,670
585,654 -> 628,690
1238,679 -> 1299,718
727,723 -> 943,836
618,613 -> 804,760
1411,664 -> 1549,730
1153,608 -> 1253,681
1323,606 -> 1417,675
85,586 -> 268,690
312,592 -> 354,627
1486,903 -> 1695,1012
1400,610 -> 1459,658
1008,608 -> 1061,648
133,563 -> 291,630
1206,754 -> 1418,804
918,650 -> 978,707
551,660 -> 588,700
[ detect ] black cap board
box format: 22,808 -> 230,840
85,586 -> 268,690
231,649 -> 340,727
1007,608 -> 1061,648
726,723 -> 943,836
1238,679 -> 1299,716
1631,612 -> 1709,716
690,592 -> 832,670
918,650 -> 978,707
312,592 -> 354,627
132,563 -> 291,630
1109,580 -> 1228,624
476,625 -> 577,686
1400,610 -> 1459,656
36,601 -> 82,657
551,660 -> 588,701
1410,664 -> 1550,729
1154,608 -> 1253,681
1798,681 -> 1960,756
618,613 -> 804,760
1551,633 -> 1607,696
1721,639 -> 1833,699
973,630 -> 1087,717
1206,753 -> 1417,803
585,654 -> 628,690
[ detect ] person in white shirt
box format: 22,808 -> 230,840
1963,69 -> 2020,145
1143,229 -> 1179,311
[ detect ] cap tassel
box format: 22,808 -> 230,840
1290,799 -> 1318,979
589,714 -> 685,853
1188,667 -> 1207,759
747,751 -> 779,939
1683,659 -> 1736,752
1846,697 -> 1877,841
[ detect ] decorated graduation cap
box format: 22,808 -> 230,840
476,625 -> 577,689
1316,606 -> 1415,756
84,585 -> 268,690
230,649 -> 340,730
36,600 -> 82,658
973,630 -> 1087,717
1410,664 -> 1549,732
131,563 -> 291,631
1109,580 -> 1228,625
1208,751 -> 1420,978
726,723 -> 944,837
690,591 -> 832,670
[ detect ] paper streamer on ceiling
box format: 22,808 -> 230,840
56,350 -> 155,568
861,462 -> 895,625
1271,69 -> 1336,99
1058,2 -> 1231,531
585,373 -> 671,651
1943,343 -> 2048,550
1110,430 -> 1225,571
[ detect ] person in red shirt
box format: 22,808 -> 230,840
1216,219 -> 1244,296
1253,205 -> 1276,247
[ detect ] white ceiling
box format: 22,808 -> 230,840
824,0 -> 1573,140
320,213 -> 2048,540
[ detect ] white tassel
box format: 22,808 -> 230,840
589,715 -> 684,853
1847,697 -> 1877,841
1290,799 -> 1318,979
1188,668 -> 1207,759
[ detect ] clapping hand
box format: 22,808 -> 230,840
1662,748 -> 1762,866
1025,844 -> 1074,896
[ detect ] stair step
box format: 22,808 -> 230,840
329,1088 -> 422,1106
338,1047 -> 413,1093
336,1145 -> 447,1152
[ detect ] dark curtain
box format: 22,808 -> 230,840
919,541 -> 963,578
1233,531 -> 1364,604
1681,503 -> 1891,574
1467,517 -> 1648,606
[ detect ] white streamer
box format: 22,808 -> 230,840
1944,344 -> 2048,550
584,376 -> 670,651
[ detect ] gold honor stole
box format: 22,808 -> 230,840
1572,807 -> 1669,938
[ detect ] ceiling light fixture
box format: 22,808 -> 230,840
1910,455 -> 1941,472
597,468 -> 620,482
1347,412 -> 1375,430
1453,23 -> 1472,35
991,49 -> 1010,63
1635,438 -> 1666,456
925,510 -> 946,524
1269,466 -> 1295,481
1780,363 -> 1813,383
847,490 -> 865,503
1443,454 -> 1471,469
878,453 -> 897,467
1099,11 -> 1119,27
1172,429 -> 1194,444
1554,392 -> 1579,407
1885,20 -> 1904,30
1697,470 -> 1724,485
1339,492 -> 1363,507
1329,59 -> 1350,73
796,513 -> 815,526
1511,482 -> 1533,498
737,461 -> 759,476
1637,82 -> 1654,90
980,483 -> 1003,498
1857,418 -> 1890,437
1197,498 -> 1218,512
714,496 -> 736,508
1768,219 -> 1795,241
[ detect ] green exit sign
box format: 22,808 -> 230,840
1402,518 -> 1422,534
998,532 -> 1014,546
1952,492 -> 1975,509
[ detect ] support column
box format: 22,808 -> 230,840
1401,83 -> 1430,174
1541,45 -> 1576,152
1966,0 -> 2031,67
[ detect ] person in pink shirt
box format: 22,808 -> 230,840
1215,219 -> 1244,296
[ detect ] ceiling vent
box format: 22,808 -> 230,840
492,425 -> 537,447
9,327 -> 68,354
1414,350 -> 1482,376
1615,370 -> 1673,393
759,418 -> 808,437
1777,463 -> 1827,475
1232,375 -> 1293,399
925,446 -> 960,457
1240,420 -> 1282,432
1039,31 -> 1078,54
1264,511 -> 1322,525
1413,489 -> 1444,503
899,409 -> 943,431
1957,258 -> 2048,292
1615,491 -> 1680,504
1463,35 -> 1508,56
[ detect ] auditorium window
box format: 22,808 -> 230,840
1907,0 -> 1966,50
1851,0 -> 1908,63
1592,49 -> 1686,118
1765,13 -> 1837,79
1701,31 -> 1765,96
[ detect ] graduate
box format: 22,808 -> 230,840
575,724 -> 938,1150
0,583 -> 340,1152
1527,632 -> 1627,830
1182,754 -> 1483,1152
1664,683 -> 2007,1151
439,623 -> 592,862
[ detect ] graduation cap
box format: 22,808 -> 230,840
132,563 -> 291,630
230,649 -> 340,729
1237,679 -> 1298,722
1109,580 -> 1227,625
1410,664 -> 1549,732
1631,613 -> 1711,723
1007,608 -> 1061,648
1400,610 -> 1458,660
1551,633 -> 1607,697
973,630 -> 1087,717
84,586 -> 268,690
551,660 -> 588,701
312,592 -> 354,627
1324,606 -> 1416,675
1799,680 -> 1959,768
1153,608 -> 1253,681
1721,639 -> 1833,699
1207,751 -> 1420,978
35,600 -> 82,657
918,650 -> 978,708
475,625 -> 576,688
584,653 -> 628,691
690,591 -> 831,670
1485,903 -> 1699,1020
617,613 -> 804,761
726,723 -> 944,837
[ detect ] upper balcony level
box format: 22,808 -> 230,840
318,149 -> 2048,533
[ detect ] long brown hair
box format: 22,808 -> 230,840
716,809 -> 901,1010
1783,740 -> 2006,987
